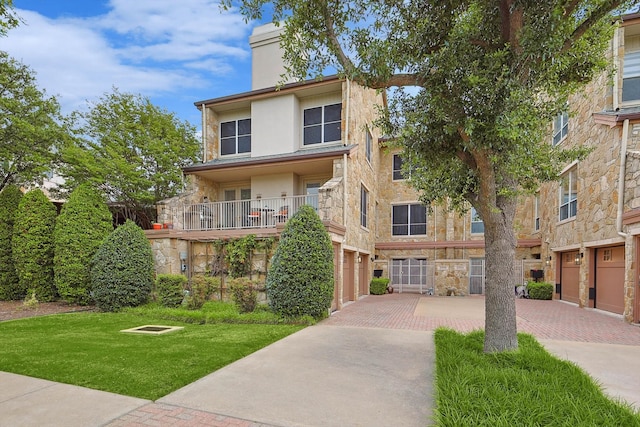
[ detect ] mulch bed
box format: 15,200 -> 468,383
0,300 -> 95,322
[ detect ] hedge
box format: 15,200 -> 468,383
12,188 -> 57,301
156,274 -> 187,307
266,205 -> 334,319
370,278 -> 390,295
0,185 -> 23,300
527,281 -> 554,300
54,184 -> 113,305
91,220 -> 154,311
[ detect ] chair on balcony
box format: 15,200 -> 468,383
273,205 -> 289,223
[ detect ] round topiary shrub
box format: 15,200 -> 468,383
266,204 -> 334,319
54,184 -> 113,305
370,278 -> 390,295
156,274 -> 187,307
0,185 -> 23,300
91,220 -> 154,311
527,281 -> 554,300
12,188 -> 57,301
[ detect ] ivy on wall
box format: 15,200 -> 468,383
212,235 -> 275,279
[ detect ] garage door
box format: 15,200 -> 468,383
560,251 -> 580,304
595,246 -> 625,315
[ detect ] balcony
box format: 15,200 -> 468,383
167,194 -> 317,231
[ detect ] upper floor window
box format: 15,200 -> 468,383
559,166 -> 577,221
534,193 -> 540,231
470,207 -> 484,234
360,185 -> 368,228
623,34 -> 640,103
221,119 -> 251,156
552,111 -> 569,145
303,103 -> 342,145
365,128 -> 372,163
392,154 -> 404,180
392,203 -> 427,236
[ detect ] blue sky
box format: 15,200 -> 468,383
1,1 -> 268,129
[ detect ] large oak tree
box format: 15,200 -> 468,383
226,0 -> 636,351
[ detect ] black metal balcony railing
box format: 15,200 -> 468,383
182,194 -> 316,231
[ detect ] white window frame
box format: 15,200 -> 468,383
552,111 -> 569,146
365,127 -> 372,163
220,118 -> 251,156
360,184 -> 368,228
470,207 -> 484,234
302,103 -> 342,145
559,166 -> 578,222
623,34 -> 640,104
392,203 -> 427,236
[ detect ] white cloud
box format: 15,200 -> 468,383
0,2 -> 254,117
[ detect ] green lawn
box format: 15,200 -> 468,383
434,328 -> 640,426
0,305 -> 304,400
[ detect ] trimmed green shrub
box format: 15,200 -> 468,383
185,275 -> 219,310
266,205 -> 334,319
90,220 -> 154,311
527,281 -> 554,300
0,185 -> 23,300
370,278 -> 390,295
156,274 -> 187,307
54,184 -> 113,305
12,188 -> 57,301
228,277 -> 258,313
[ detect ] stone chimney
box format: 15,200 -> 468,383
249,22 -> 296,90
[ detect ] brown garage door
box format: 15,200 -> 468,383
595,246 -> 625,315
560,251 -> 580,304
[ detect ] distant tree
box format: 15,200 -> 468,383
0,184 -> 22,299
266,205 -> 334,319
54,184 -> 113,305
91,220 -> 154,311
60,88 -> 201,228
12,188 -> 57,301
231,0 -> 636,352
0,0 -> 19,36
0,52 -> 71,191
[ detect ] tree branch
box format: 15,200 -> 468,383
561,0 -> 627,54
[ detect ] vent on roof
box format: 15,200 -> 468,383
120,325 -> 184,335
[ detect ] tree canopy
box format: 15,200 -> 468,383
60,89 -> 201,228
227,0 -> 636,351
0,51 -> 71,191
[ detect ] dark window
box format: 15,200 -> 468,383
303,103 -> 342,145
392,203 -> 427,236
361,185 -> 368,228
220,119 -> 251,155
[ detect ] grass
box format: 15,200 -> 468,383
434,328 -> 640,426
0,302 -> 305,400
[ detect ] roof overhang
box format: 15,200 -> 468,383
183,145 -> 355,183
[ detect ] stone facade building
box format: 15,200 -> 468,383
148,14 -> 640,322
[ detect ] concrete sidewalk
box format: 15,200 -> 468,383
0,372 -> 149,427
159,325 -> 434,427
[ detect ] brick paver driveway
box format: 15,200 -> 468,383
323,293 -> 640,345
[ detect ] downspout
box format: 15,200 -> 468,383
343,79 -> 351,226
201,103 -> 207,163
613,28 -> 620,112
617,119 -> 630,238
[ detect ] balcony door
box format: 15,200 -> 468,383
222,187 -> 251,228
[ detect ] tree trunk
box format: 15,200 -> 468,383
482,197 -> 518,353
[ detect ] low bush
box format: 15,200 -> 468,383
527,281 -> 553,300
228,277 -> 259,313
370,278 -> 390,295
185,275 -> 220,310
156,274 -> 187,307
